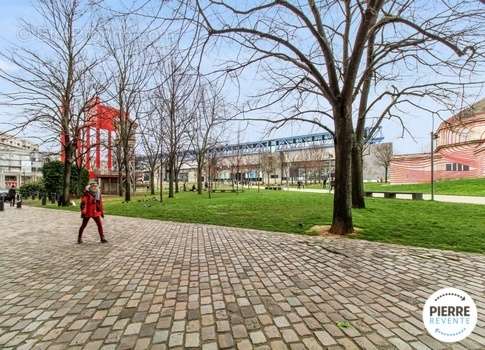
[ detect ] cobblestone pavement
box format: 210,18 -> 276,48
0,206 -> 484,350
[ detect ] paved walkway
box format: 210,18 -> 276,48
283,187 -> 485,205
0,206 -> 484,350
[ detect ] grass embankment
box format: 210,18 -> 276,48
25,190 -> 485,254
289,178 -> 485,196
364,178 -> 485,196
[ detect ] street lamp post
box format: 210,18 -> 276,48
430,132 -> 438,201
430,114 -> 437,201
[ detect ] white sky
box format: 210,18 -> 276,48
0,0 -> 483,155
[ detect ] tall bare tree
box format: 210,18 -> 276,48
228,126 -> 244,191
102,19 -> 153,202
194,0 -> 484,234
154,58 -> 197,198
139,101 -> 164,195
0,0 -> 103,205
206,149 -> 221,198
374,143 -> 393,183
261,153 -> 279,185
147,88 -> 168,202
190,82 -> 226,194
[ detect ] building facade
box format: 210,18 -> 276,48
0,134 -> 44,189
389,99 -> 485,183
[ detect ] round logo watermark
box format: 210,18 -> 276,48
422,287 -> 477,343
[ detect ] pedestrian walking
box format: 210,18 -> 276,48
8,185 -> 16,207
78,181 -> 107,244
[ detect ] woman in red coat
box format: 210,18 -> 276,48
78,181 -> 107,244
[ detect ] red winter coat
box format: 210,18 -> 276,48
80,191 -> 104,218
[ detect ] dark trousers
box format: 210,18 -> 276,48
78,217 -> 104,240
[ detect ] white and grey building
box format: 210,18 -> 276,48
0,134 -> 45,189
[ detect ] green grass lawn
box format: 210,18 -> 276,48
364,178 -> 485,196
25,190 -> 485,254
289,177 -> 485,196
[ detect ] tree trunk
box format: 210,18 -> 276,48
384,166 -> 388,183
174,165 -> 179,193
207,164 -> 212,199
149,169 -> 155,195
168,158 -> 174,198
124,155 -> 131,202
286,165 -> 289,187
329,107 -> 353,235
62,144 -> 72,206
197,164 -> 203,194
118,170 -> 123,197
159,165 -> 163,202
351,140 -> 365,209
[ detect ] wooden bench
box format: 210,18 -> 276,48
365,191 -> 424,200
211,189 -> 243,193
265,186 -> 282,190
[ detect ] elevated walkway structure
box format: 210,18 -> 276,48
205,126 -> 384,157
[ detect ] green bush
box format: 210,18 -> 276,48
42,161 -> 64,195
19,180 -> 45,197
70,166 -> 89,196
42,160 -> 89,197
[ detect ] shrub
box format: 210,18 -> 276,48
42,161 -> 89,197
42,161 -> 64,195
70,166 -> 89,196
19,180 -> 45,197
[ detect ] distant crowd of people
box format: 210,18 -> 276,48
296,174 -> 335,192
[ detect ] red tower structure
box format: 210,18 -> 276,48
60,97 -> 124,194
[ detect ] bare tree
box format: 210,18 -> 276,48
277,151 -> 287,186
261,153 -> 279,185
190,81 -> 226,194
256,148 -> 264,192
194,0 -> 483,234
139,102 -> 164,195
284,150 -> 300,186
154,57 -> 197,198
0,0 -> 104,205
174,120 -> 193,194
303,145 -> 327,184
374,143 -> 393,183
227,126 -> 245,191
102,19 -> 153,202
206,148 -> 221,198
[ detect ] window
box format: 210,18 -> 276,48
446,163 -> 470,172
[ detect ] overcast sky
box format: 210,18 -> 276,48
0,0 -> 483,155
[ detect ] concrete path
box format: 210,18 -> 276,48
283,187 -> 485,205
0,206 -> 484,350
